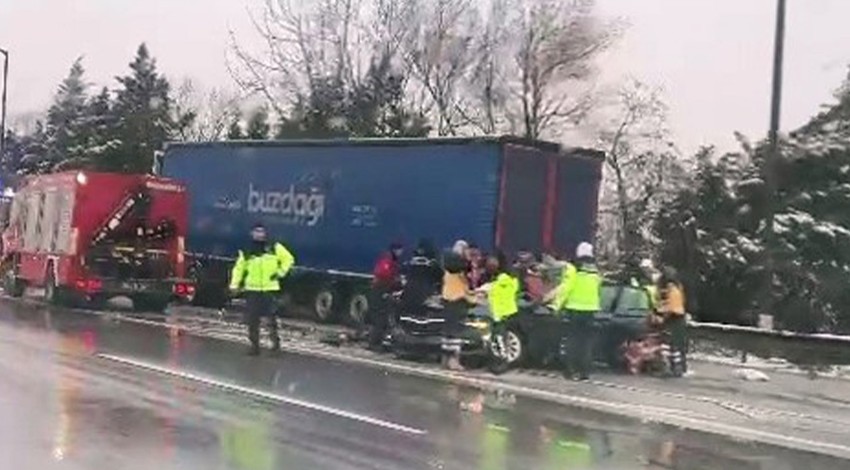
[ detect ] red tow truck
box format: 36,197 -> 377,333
0,171 -> 195,311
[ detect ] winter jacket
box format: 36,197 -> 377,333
489,272 -> 520,322
659,282 -> 686,317
230,242 -> 295,292
554,261 -> 601,313
401,255 -> 443,309
372,251 -> 402,291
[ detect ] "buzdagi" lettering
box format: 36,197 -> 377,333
247,183 -> 325,226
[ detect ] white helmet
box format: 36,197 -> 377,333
576,242 -> 594,259
452,240 -> 469,255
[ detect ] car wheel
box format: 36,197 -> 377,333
347,292 -> 369,327
313,286 -> 336,323
502,329 -> 525,366
4,266 -> 24,298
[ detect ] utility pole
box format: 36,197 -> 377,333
763,0 -> 786,317
0,48 -> 8,161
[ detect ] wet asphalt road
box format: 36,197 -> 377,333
0,300 -> 847,470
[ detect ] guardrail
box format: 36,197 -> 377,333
689,321 -> 850,367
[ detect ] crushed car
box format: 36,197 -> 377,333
387,282 -> 655,371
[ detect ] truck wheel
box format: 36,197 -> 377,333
312,286 -> 336,323
3,267 -> 24,298
346,292 -> 369,326
44,269 -> 65,305
133,296 -> 171,313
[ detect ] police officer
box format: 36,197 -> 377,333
487,252 -> 520,373
230,223 -> 295,356
553,242 -> 601,380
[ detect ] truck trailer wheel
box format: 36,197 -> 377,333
312,287 -> 336,323
346,292 -> 369,327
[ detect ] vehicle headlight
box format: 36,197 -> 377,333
465,320 -> 490,330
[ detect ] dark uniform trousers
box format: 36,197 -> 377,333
245,292 -> 280,351
559,311 -> 596,378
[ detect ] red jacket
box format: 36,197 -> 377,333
372,252 -> 401,290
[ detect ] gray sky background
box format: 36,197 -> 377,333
1,0 -> 849,152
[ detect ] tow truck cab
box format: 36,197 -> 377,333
0,171 -> 194,311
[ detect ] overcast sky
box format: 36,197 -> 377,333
1,0 -> 849,152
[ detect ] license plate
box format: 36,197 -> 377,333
123,282 -> 149,291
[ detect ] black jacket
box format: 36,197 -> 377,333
400,255 -> 443,311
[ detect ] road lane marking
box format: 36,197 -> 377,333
97,353 -> 427,436
79,312 -> 850,459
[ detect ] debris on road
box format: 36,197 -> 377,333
733,368 -> 771,382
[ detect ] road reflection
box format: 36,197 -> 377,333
1,303 -> 837,470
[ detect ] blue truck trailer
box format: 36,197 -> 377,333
159,136 -> 603,324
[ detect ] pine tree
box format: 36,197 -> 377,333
767,85 -> 850,332
108,44 -> 175,173
275,53 -> 430,139
226,114 -> 243,140
245,107 -> 270,140
657,69 -> 850,332
78,87 -> 121,170
45,57 -> 89,171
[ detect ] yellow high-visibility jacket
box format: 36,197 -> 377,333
659,282 -> 686,317
489,273 -> 519,322
554,263 -> 601,313
230,243 -> 295,292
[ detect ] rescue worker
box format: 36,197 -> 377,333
638,258 -> 660,310
553,242 -> 601,381
400,240 -> 443,316
367,242 -> 404,351
229,223 -> 295,356
658,266 -> 688,376
441,248 -> 476,371
624,258 -> 658,311
487,252 -> 520,372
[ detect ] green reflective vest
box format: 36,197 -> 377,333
630,277 -> 658,309
489,273 -> 519,322
557,264 -> 601,313
646,284 -> 658,309
230,243 -> 295,292
550,263 -> 578,311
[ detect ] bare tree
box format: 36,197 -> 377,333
172,79 -> 242,142
231,0 -> 416,110
504,0 -> 616,140
231,0 -> 618,140
596,79 -> 685,262
463,0 -> 510,134
402,0 -> 477,136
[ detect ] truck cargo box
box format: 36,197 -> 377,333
161,137 -> 602,275
160,137 -> 602,322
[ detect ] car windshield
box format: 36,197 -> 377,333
600,285 -> 650,316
